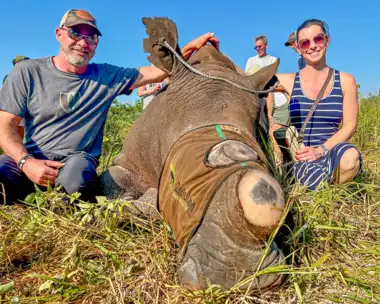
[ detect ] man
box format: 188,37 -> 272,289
245,35 -> 277,135
2,55 -> 30,139
0,9 -> 219,204
284,31 -> 306,70
245,35 -> 277,74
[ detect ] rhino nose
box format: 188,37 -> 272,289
238,170 -> 285,227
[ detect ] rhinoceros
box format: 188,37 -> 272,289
100,17 -> 287,292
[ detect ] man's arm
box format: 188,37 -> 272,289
0,111 -> 27,161
0,111 -> 64,187
130,32 -> 219,90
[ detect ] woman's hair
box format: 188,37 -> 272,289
296,19 -> 330,41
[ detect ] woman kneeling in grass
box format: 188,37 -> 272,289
276,19 -> 362,190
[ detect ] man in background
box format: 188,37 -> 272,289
245,35 -> 277,74
245,35 -> 277,135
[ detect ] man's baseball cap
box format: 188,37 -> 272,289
285,31 -> 296,46
60,9 -> 102,36
12,55 -> 30,65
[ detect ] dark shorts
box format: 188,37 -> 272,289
0,151 -> 100,204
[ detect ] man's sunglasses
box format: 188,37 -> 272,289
60,27 -> 98,45
298,34 -> 326,51
254,45 -> 265,50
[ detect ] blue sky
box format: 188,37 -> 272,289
1,0 -> 379,102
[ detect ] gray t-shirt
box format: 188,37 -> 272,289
0,57 -> 139,158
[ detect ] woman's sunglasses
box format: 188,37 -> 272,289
60,27 -> 98,45
298,34 -> 326,51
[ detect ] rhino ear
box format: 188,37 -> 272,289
142,17 -> 181,74
249,59 -> 280,91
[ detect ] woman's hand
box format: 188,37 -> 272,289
295,146 -> 323,162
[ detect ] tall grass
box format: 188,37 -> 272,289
0,97 -> 379,303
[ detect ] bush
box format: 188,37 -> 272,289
98,99 -> 143,172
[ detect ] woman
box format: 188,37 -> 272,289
276,19 -> 362,190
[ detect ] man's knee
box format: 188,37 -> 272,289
339,148 -> 360,172
55,154 -> 99,198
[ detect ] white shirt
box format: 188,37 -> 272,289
245,54 -> 277,74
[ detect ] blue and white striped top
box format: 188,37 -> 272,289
289,70 -> 343,147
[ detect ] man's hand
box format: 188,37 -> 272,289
182,32 -> 220,59
295,146 -> 323,162
22,158 -> 65,187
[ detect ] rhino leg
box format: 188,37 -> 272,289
100,166 -> 160,218
99,165 -> 141,200
178,141 -> 286,292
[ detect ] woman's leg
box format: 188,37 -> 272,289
334,148 -> 361,184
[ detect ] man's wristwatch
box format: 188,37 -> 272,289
17,154 -> 34,171
320,144 -> 329,157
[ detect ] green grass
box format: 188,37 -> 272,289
0,97 -> 379,303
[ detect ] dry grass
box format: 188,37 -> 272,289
0,97 -> 379,304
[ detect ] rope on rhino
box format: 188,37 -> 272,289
163,41 -> 279,95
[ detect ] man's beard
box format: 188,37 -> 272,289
61,44 -> 95,67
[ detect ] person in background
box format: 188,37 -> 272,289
266,88 -> 291,166
2,55 -> 30,139
245,35 -> 277,74
2,55 -> 30,85
245,35 -> 278,135
285,31 -> 306,70
138,79 -> 168,109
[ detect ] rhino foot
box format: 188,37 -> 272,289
129,188 -> 160,219
100,165 -> 143,200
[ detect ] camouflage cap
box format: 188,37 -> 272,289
285,31 -> 296,46
60,9 -> 102,36
12,55 -> 30,65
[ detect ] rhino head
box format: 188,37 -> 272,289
139,18 -> 287,292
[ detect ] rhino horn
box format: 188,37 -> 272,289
142,17 -> 181,74
249,59 -> 280,92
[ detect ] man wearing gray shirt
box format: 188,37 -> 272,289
0,9 -> 219,204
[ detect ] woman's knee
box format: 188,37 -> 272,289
339,148 -> 361,172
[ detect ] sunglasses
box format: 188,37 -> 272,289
298,34 -> 326,51
60,27 -> 98,45
254,45 -> 265,50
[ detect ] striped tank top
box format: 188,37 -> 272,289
289,70 -> 343,147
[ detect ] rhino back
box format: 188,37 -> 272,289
113,70 -> 260,191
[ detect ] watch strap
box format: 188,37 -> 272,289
17,154 -> 34,170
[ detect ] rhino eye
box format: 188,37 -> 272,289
206,140 -> 258,167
